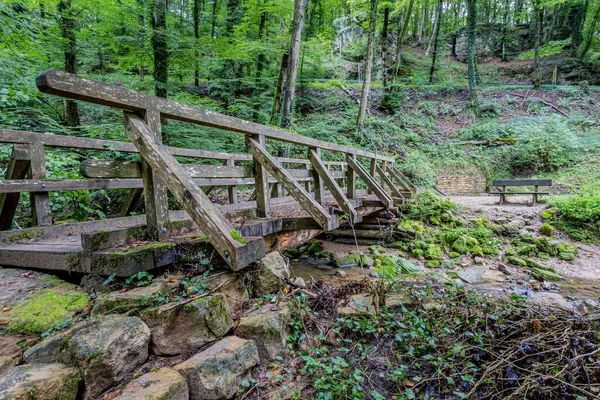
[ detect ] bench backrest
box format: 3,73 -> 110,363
492,179 -> 553,187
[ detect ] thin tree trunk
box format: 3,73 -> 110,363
151,0 -> 168,100
392,0 -> 415,84
580,3 -> 600,58
419,0 -> 428,41
381,6 -> 390,87
533,0 -> 542,88
211,0 -> 218,38
280,0 -> 309,129
270,53 -> 289,124
256,11 -> 267,79
425,0 -> 442,56
58,0 -> 80,127
356,0 -> 379,129
467,0 -> 480,113
193,0 -> 200,89
429,0 -> 443,83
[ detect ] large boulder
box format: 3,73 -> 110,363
235,305 -> 290,362
24,315 -> 150,399
0,268 -> 89,336
527,292 -> 573,313
175,336 -> 259,400
92,281 -> 167,315
0,356 -> 14,375
252,252 -> 290,297
115,368 -> 188,400
141,294 -> 233,356
0,363 -> 81,400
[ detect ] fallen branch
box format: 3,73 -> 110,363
510,93 -> 569,116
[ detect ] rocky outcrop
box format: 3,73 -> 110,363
235,306 -> 290,362
0,363 -> 81,400
24,315 -> 150,399
454,23 -> 533,62
92,281 -> 167,315
0,356 -> 14,375
175,336 -> 259,400
527,292 -> 573,312
141,294 -> 233,356
115,368 -> 188,400
252,252 -> 290,297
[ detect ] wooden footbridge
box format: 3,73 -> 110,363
0,69 -> 415,276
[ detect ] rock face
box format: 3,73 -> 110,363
0,268 -> 89,336
235,306 -> 290,362
24,315 -> 150,399
115,368 -> 188,400
454,23 -> 533,62
92,281 -> 167,315
175,336 -> 259,400
0,363 -> 81,400
253,252 -> 290,297
527,292 -> 573,312
142,294 -> 233,356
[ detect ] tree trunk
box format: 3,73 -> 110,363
280,0 -> 309,129
211,0 -> 218,38
419,0 -> 429,41
425,0 -> 442,56
467,0 -> 480,113
429,0 -> 443,83
580,3 -> 600,58
193,0 -> 200,89
381,7 -> 390,87
256,11 -> 267,79
151,0 -> 168,100
58,0 -> 80,127
270,53 -> 289,124
569,1 -> 586,50
356,0 -> 379,129
392,0 -> 414,84
533,0 -> 542,88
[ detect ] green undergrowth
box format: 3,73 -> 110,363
545,184 -> 600,243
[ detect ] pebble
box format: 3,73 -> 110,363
334,271 -> 347,278
316,264 -> 333,270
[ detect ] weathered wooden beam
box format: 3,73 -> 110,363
368,159 -> 377,195
389,165 -> 416,192
347,154 -> 357,199
308,148 -> 361,224
226,159 -> 237,204
247,137 -> 338,231
311,148 -> 325,204
29,141 -> 52,226
0,145 -> 31,230
120,188 -> 143,217
346,155 -> 393,209
376,163 -> 405,200
249,135 -> 270,217
37,69 -> 394,162
124,113 -> 265,270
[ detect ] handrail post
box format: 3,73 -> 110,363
311,148 -> 324,204
248,134 -> 270,217
29,141 -> 52,226
368,158 -> 377,194
347,153 -> 357,199
227,159 -> 238,205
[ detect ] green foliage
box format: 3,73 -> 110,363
517,39 -> 571,60
547,185 -> 600,243
124,271 -> 153,289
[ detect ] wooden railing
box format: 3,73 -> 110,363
0,69 -> 411,271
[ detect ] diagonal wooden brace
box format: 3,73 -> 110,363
0,145 -> 31,230
308,148 -> 362,224
346,154 -> 393,209
246,137 -> 338,231
124,113 -> 265,271
375,163 -> 405,201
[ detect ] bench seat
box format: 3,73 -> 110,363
489,191 -> 550,195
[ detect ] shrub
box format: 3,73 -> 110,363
547,185 -> 600,243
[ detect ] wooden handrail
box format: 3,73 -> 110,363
37,69 -> 394,162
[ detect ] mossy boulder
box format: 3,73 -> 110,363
114,368 -> 188,400
451,236 -> 479,254
305,241 -> 324,256
142,294 -> 233,356
174,336 -> 259,400
541,207 -> 558,219
424,260 -> 442,268
424,244 -> 444,260
253,252 -> 291,297
24,315 -> 150,399
412,248 -> 425,257
539,223 -> 555,237
235,305 -> 290,363
535,237 -> 558,256
0,363 -> 81,400
367,245 -> 386,256
517,244 -> 538,257
335,252 -> 374,268
0,269 -> 89,336
556,242 -> 578,261
397,219 -> 424,234
92,281 -> 167,315
505,256 -> 528,268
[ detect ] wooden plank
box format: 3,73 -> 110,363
308,148 -> 361,224
387,166 -> 412,192
347,154 -> 357,199
346,155 -> 393,209
125,113 -> 265,270
247,137 -> 338,231
226,159 -> 238,204
311,148 -> 324,204
492,179 -> 552,187
376,163 -> 405,200
367,159 -> 376,195
120,188 -> 143,217
37,69 -> 394,162
0,145 -> 31,230
249,135 -> 270,217
29,141 -> 52,226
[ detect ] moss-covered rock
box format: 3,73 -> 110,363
517,244 -> 538,257
412,248 -> 425,257
539,223 -> 555,237
235,305 -> 290,362
92,281 -> 167,315
0,363 -> 81,400
424,260 -> 442,268
424,244 -> 444,260
541,207 -> 558,219
556,242 -> 578,259
367,245 -> 386,256
505,256 -> 528,268
305,241 -> 324,256
535,237 -> 558,256
142,294 -> 233,356
253,252 -> 291,297
335,252 -> 374,268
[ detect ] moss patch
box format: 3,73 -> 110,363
230,230 -> 246,245
4,284 -> 90,335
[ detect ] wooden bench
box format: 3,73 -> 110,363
490,179 -> 552,205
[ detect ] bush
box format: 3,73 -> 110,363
547,185 -> 600,243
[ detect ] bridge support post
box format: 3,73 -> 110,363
248,135 -> 270,217
227,159 -> 238,205
30,141 -> 52,226
347,154 -> 356,199
310,148 -> 324,204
